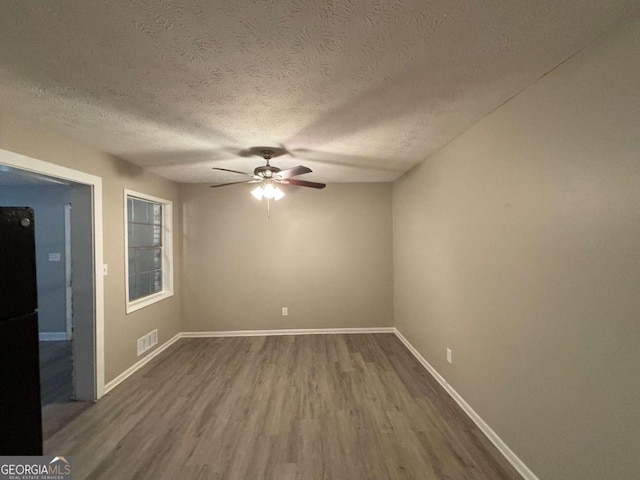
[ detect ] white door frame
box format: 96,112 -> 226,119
0,148 -> 105,399
64,203 -> 73,341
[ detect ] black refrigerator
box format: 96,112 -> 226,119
0,206 -> 43,454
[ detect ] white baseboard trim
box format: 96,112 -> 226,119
103,333 -> 181,395
392,328 -> 538,480
181,327 -> 395,338
39,332 -> 69,341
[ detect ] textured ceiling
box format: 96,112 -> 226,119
0,1 -> 637,184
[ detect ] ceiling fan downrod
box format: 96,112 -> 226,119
254,150 -> 280,178
260,149 -> 273,164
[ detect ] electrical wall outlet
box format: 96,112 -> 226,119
137,329 -> 159,356
446,348 -> 453,364
282,307 -> 288,316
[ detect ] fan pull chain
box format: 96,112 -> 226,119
267,197 -> 271,219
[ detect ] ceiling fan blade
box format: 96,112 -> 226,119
212,167 -> 262,181
282,179 -> 326,189
209,181 -> 250,188
276,165 -> 312,179
212,167 -> 254,177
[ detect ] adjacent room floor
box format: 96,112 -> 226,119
40,340 -> 74,405
44,334 -> 520,479
39,340 -> 91,440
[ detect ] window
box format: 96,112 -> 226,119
124,190 -> 173,313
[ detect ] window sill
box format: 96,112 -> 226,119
126,290 -> 174,314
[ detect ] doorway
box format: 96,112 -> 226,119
0,148 -> 105,440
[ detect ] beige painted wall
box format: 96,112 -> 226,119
393,20 -> 640,480
0,111 -> 182,384
180,182 -> 393,331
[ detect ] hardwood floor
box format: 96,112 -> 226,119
45,334 -> 521,479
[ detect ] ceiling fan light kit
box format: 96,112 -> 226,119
210,148 -> 326,216
251,183 -> 285,201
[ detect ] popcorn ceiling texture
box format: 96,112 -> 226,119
0,1 -> 637,183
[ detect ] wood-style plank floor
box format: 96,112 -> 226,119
45,334 -> 521,480
39,340 -> 73,405
39,340 -> 92,440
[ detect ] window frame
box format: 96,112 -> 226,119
124,189 -> 174,314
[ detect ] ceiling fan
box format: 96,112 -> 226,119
210,149 -> 326,201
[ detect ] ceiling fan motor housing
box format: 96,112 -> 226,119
254,164 -> 281,178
